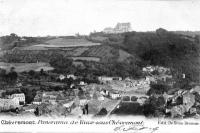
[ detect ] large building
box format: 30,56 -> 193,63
8,93 -> 25,105
103,22 -> 132,34
0,98 -> 20,111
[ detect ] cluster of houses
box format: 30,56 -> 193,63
142,65 -> 171,74
58,74 -> 77,81
163,87 -> 200,118
22,90 -> 75,115
22,87 -> 92,116
0,63 -> 199,118
89,75 -> 153,103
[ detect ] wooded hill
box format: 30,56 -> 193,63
1,28 -> 200,82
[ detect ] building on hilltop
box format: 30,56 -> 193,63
103,22 -> 132,34
103,27 -> 115,34
114,22 -> 131,33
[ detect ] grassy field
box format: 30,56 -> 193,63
36,38 -> 101,48
0,62 -> 54,72
118,49 -> 131,62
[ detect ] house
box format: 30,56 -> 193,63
42,95 -> 57,104
98,76 -> 122,84
37,103 -> 51,116
166,105 -> 186,118
42,91 -> 60,104
157,74 -> 173,82
23,104 -> 37,112
109,90 -> 121,100
8,93 -> 25,105
58,74 -> 66,80
103,27 -> 114,34
32,98 -> 42,105
32,91 -> 42,105
145,76 -> 157,83
67,74 -> 77,80
114,22 -> 131,33
93,91 -> 104,101
190,85 -> 200,94
182,92 -> 195,112
79,81 -> 87,86
98,95 -> 104,101
100,89 -> 109,96
142,66 -> 170,75
137,97 -> 148,105
142,66 -> 155,72
0,98 -> 20,111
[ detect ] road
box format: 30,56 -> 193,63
106,100 -> 121,117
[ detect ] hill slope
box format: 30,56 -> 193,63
116,28 -> 200,82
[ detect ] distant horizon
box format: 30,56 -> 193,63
1,28 -> 200,37
1,0 -> 200,36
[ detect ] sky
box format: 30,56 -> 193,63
0,0 -> 200,36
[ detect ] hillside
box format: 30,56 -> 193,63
116,28 -> 200,82
1,44 -> 132,63
1,29 -> 199,82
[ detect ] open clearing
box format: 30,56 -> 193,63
34,38 -> 101,48
0,62 -> 54,72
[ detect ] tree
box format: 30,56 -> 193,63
97,108 -> 107,116
49,55 -> 73,73
147,83 -> 168,95
40,68 -> 44,75
7,70 -> 18,84
28,70 -> 35,77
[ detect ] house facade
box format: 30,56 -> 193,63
103,22 -> 132,34
9,93 -> 25,105
98,76 -> 122,84
0,98 -> 20,111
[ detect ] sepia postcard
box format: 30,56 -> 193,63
0,0 -> 200,132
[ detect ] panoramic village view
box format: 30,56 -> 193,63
0,22 -> 200,119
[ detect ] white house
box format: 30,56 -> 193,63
79,81 -> 87,86
59,74 -> 66,80
0,98 -> 20,111
100,90 -> 109,96
114,23 -> 131,33
103,23 -> 132,34
9,93 -> 25,105
108,90 -> 121,100
32,99 -> 42,105
98,76 -> 122,83
67,74 -> 77,80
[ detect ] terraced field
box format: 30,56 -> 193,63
71,57 -> 100,62
81,45 -> 119,61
